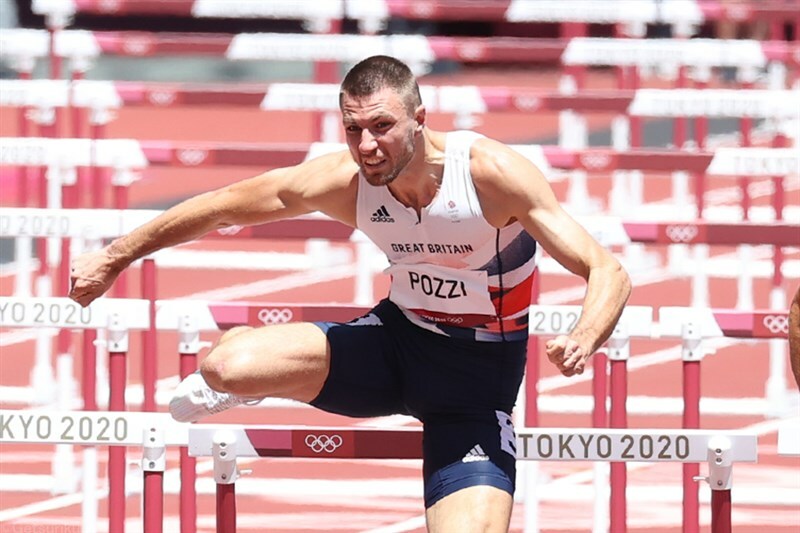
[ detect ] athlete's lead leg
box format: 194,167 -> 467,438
170,322 -> 331,422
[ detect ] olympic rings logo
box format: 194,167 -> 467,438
305,434 -> 343,453
513,96 -> 541,111
177,149 -> 208,166
257,308 -> 294,325
458,42 -> 486,60
149,90 -> 177,106
665,224 -> 699,243
579,152 -> 612,170
763,315 -> 789,335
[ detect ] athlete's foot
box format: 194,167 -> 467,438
169,371 -> 262,423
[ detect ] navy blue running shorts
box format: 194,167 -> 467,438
310,299 -> 527,508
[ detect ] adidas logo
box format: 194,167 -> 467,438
462,444 -> 489,463
370,205 -> 395,223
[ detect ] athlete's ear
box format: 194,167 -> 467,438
414,105 -> 426,132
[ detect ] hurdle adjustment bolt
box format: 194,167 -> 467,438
715,448 -> 721,453
220,451 -> 227,457
717,480 -> 723,486
149,461 -> 155,468
221,474 -> 227,480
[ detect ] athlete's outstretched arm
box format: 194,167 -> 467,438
69,151 -> 357,307
471,138 -> 632,376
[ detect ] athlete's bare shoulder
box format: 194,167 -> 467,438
466,136 -> 550,227
284,149 -> 360,226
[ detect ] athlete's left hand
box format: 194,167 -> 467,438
545,335 -> 589,376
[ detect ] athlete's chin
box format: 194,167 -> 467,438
363,169 -> 397,186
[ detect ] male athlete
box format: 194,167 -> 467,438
70,55 -> 631,532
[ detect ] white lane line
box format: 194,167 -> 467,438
0,491 -> 100,522
360,514 -> 428,533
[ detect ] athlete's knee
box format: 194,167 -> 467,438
219,326 -> 253,344
426,483 -> 513,533
200,326 -> 255,392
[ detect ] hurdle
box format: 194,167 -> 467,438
0,408 -> 184,533
189,424 -> 759,533
3,26 -> 797,68
31,0 -> 800,35
0,296 -> 151,533
778,418 -> 800,457
0,405 -> 760,533
3,205 -> 796,410
1,294 -> 791,531
5,59 -> 796,218
5,136 -> 795,215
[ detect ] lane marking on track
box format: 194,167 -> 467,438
360,514 -> 428,533
0,490 -> 100,523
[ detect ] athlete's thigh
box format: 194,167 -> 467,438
202,322 -> 331,402
422,411 -> 518,509
310,301 -> 407,418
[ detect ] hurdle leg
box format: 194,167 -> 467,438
178,315 -> 202,533
141,258 -> 158,412
706,436 -> 734,533
681,322 -> 704,533
710,490 -> 731,533
592,351 -> 609,533
608,324 -> 630,533
143,424 -> 166,533
213,430 -> 241,533
107,315 -> 130,533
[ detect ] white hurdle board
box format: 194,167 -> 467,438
527,304 -> 653,337
563,38 -> 769,68
777,419 -> 800,456
0,208 -> 161,239
186,425 -> 757,463
0,410 -> 185,446
629,89 -> 800,119
0,137 -> 148,169
0,79 -> 122,110
0,297 -> 150,330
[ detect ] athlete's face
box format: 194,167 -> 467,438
340,87 -> 422,186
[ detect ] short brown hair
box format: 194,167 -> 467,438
339,55 -> 422,113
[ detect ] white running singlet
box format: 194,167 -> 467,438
356,131 -> 538,342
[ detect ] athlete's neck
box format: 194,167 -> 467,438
388,129 -> 446,213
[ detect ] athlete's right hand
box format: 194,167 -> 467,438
545,335 -> 589,377
68,247 -> 125,307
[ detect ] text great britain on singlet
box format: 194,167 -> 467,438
390,242 -> 475,254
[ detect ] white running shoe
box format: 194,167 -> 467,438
169,371 -> 262,423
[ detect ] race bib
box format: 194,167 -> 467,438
387,263 -> 496,317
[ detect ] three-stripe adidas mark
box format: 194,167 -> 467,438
370,205 -> 395,223
462,444 -> 489,463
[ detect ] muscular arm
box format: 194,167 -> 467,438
790,285 -> 800,390
70,151 -> 358,306
472,138 -> 631,374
